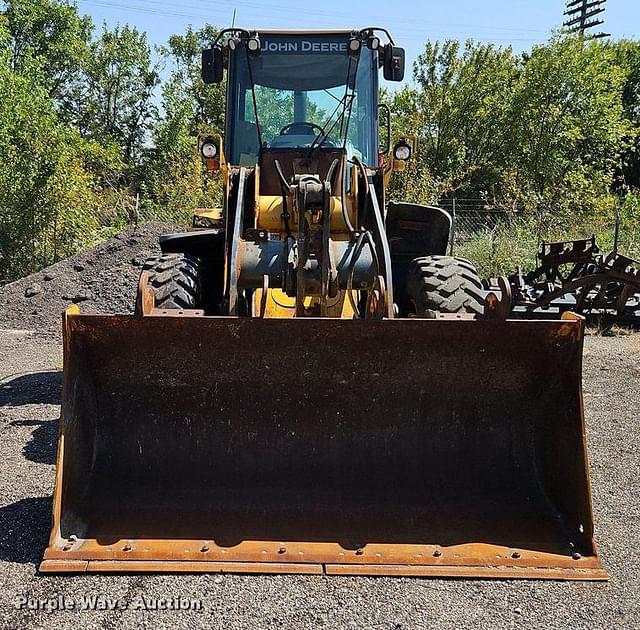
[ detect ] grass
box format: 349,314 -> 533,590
455,216 -> 640,279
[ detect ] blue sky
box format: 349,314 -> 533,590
77,0 -> 639,70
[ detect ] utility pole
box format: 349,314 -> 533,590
563,0 -> 610,40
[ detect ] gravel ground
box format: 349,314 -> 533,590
0,327 -> 638,630
0,223 -> 173,334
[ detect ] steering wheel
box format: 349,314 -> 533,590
279,122 -> 324,136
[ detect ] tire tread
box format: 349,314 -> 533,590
138,253 -> 202,311
407,255 -> 484,317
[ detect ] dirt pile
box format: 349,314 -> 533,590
0,223 -> 175,333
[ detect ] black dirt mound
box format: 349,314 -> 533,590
0,222 -> 176,334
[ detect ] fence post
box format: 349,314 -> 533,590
449,197 -> 456,256
613,200 -> 621,255
134,193 -> 140,228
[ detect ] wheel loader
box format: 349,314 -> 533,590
41,28 -> 606,579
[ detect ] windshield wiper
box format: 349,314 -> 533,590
307,53 -> 360,158
323,89 -> 342,104
307,92 -> 355,156
245,51 -> 264,151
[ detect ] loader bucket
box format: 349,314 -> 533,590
41,311 -> 606,579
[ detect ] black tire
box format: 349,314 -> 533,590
406,255 -> 484,318
137,253 -> 202,312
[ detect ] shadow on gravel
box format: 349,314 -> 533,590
9,419 -> 58,465
1,372 -> 61,465
0,371 -> 62,407
0,497 -> 52,565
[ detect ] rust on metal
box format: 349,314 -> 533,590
509,238 -> 640,320
485,277 -> 512,320
41,312 -> 606,579
324,564 -> 607,580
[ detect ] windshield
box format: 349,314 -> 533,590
226,34 -> 378,166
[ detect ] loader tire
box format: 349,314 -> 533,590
137,253 -> 202,312
407,255 -> 484,318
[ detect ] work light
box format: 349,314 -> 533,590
201,140 -> 218,159
247,36 -> 261,54
348,36 -> 361,56
393,139 -> 412,161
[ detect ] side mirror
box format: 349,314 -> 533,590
383,45 -> 405,82
202,47 -> 223,84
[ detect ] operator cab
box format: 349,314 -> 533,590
203,29 -> 405,169
227,33 -> 377,166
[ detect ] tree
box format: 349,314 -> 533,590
0,42 -> 120,280
390,40 -> 519,200
2,0 -> 92,104
161,24 -> 225,132
389,35 -> 632,218
509,36 -> 630,210
142,25 -> 225,219
0,5 -> 129,281
79,24 -> 159,166
612,39 -> 640,189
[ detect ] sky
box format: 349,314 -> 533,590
76,0 -> 640,71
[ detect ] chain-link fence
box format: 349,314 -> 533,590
438,199 -> 514,249
0,200 -> 195,285
436,197 -> 639,278
2,193 -> 637,285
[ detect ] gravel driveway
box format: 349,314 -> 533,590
0,328 -> 638,630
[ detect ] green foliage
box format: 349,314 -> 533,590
141,24 -> 224,222
391,37 -> 632,206
388,35 -> 640,275
0,48 -> 117,279
78,24 -> 159,165
613,40 -> 640,189
456,193 -> 640,279
616,192 -> 640,258
415,40 -> 518,196
386,40 -> 519,200
455,220 -> 540,278
511,37 -> 630,208
160,24 -> 225,132
0,1 -> 128,281
0,0 -> 639,284
3,0 -> 92,102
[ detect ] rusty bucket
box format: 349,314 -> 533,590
40,311 -> 606,579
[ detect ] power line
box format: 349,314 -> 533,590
86,0 -> 551,33
563,0 -> 610,40
78,0 -> 548,42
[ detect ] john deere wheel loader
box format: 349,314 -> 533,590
41,28 -> 606,579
